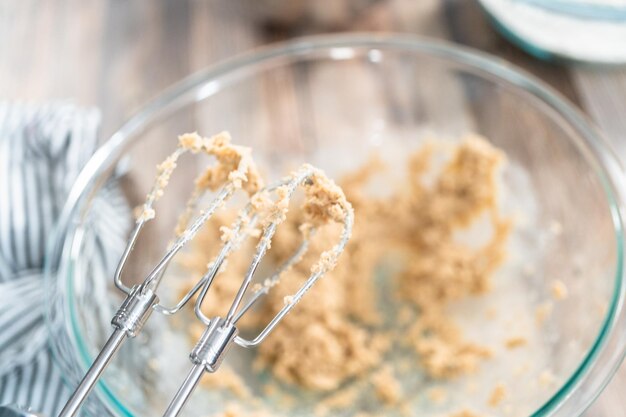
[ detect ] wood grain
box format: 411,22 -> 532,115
1,1 -> 625,415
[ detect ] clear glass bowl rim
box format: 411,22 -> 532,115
44,33 -> 626,417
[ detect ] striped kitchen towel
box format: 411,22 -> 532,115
0,102 -> 130,416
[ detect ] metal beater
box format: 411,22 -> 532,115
0,133 -> 353,417
57,132 -> 265,417
162,164 -> 354,417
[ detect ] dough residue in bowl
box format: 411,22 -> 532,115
177,134 -> 512,416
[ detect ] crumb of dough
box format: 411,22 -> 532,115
301,164 -> 352,226
504,336 -> 527,349
427,387 -> 448,404
250,191 -> 274,213
551,280 -> 568,300
250,186 -> 290,228
371,366 -> 403,405
535,302 -> 553,324
180,136 -> 511,402
272,185 -> 291,224
488,383 -> 506,407
188,132 -> 263,194
179,132 -> 203,151
220,226 -> 237,243
134,206 -> 155,222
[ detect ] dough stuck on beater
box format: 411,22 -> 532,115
134,131 -> 263,232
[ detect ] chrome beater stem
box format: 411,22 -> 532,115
163,318 -> 239,417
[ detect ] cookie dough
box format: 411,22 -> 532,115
179,134 -> 511,414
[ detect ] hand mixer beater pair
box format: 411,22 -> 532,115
1,132 -> 353,417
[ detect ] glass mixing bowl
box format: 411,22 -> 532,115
45,34 -> 626,417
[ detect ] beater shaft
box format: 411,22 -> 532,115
59,284 -> 159,417
163,317 -> 239,417
58,329 -> 126,417
162,365 -> 204,417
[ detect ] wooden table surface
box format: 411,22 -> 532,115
1,1 -> 626,416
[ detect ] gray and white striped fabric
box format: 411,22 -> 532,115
0,102 -> 129,416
